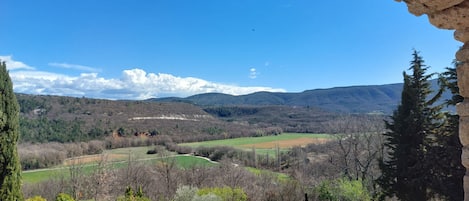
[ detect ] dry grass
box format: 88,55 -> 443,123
240,137 -> 331,149
63,154 -> 127,166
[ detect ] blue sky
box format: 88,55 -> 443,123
0,0 -> 462,99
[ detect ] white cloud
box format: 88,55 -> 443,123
249,68 -> 257,79
0,55 -> 35,70
49,62 -> 102,72
5,56 -> 285,100
116,68 -> 283,99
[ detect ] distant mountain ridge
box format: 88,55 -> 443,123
151,80 -> 452,114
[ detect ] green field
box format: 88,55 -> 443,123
179,133 -> 332,155
23,133 -> 332,184
180,133 -> 331,147
23,147 -> 215,184
23,168 -> 68,183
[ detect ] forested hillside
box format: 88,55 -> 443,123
16,94 -> 385,143
19,79 -> 450,145
153,80 -> 451,114
203,105 -> 385,134
17,94 -> 254,143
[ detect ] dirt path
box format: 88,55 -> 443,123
190,155 -> 218,164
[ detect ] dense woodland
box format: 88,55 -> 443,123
16,94 -> 386,144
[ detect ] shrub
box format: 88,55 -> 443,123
198,187 -> 247,201
316,180 -> 335,201
116,186 -> 150,201
193,193 -> 222,201
87,140 -> 105,154
25,196 -> 47,201
163,142 -> 193,154
194,146 -> 238,162
173,185 -> 198,201
55,193 -> 75,201
315,178 -> 371,201
146,149 -> 157,155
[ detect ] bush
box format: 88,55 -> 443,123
193,193 -> 222,201
116,186 -> 150,201
194,146 -> 238,162
198,187 -> 247,201
55,193 -> 75,201
173,185 -> 198,201
146,149 -> 157,155
165,142 -> 192,154
315,178 -> 371,201
316,180 -> 335,201
19,140 -> 105,171
25,196 -> 47,201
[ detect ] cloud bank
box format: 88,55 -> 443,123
4,56 -> 285,100
0,55 -> 35,70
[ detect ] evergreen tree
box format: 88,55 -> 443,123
426,61 -> 465,201
378,51 -> 443,201
0,61 -> 23,200
117,186 -> 150,201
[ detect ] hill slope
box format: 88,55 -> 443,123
16,94 -> 257,143
152,80 -> 451,114
16,94 -> 387,143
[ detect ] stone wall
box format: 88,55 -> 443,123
396,0 -> 469,199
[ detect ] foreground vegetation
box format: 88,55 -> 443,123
22,131 -> 385,200
0,61 -> 23,200
378,52 -> 464,200
23,133 -> 326,184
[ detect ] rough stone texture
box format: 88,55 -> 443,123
462,147 -> 469,168
458,46 -> 469,200
395,0 -> 465,16
457,44 -> 469,61
457,100 -> 469,116
428,1 -> 469,29
458,63 -> 469,97
455,28 -> 469,42
396,0 -> 469,200
465,176 -> 469,199
461,117 -> 469,146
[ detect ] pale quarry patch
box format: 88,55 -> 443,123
128,114 -> 213,121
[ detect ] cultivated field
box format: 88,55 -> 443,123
179,133 -> 333,154
23,133 -> 332,184
23,147 -> 215,184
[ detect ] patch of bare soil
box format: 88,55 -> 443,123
241,137 -> 331,149
63,154 -> 127,166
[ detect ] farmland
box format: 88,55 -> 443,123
23,133 -> 331,184
179,133 -> 333,154
22,147 -> 216,184
16,94 -> 387,200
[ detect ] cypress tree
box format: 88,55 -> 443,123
378,50 -> 443,201
0,60 -> 23,200
426,61 -> 465,200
